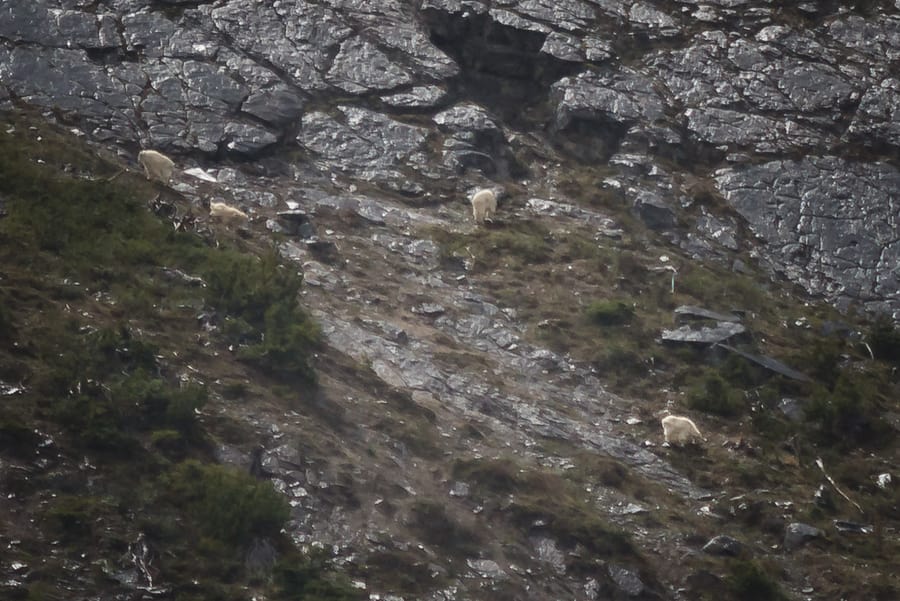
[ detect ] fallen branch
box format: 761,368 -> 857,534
104,168 -> 125,182
816,457 -> 863,514
649,264 -> 678,294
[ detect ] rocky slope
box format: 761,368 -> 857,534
1,1 -> 899,600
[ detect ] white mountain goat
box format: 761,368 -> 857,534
470,188 -> 497,224
209,201 -> 249,225
137,150 -> 176,185
661,415 -> 705,445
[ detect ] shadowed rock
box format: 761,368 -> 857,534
784,522 -> 823,551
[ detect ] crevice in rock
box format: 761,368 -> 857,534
84,46 -> 140,64
550,115 -> 631,164
421,7 -> 581,128
145,0 -> 217,18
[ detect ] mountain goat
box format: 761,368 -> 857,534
470,188 -> 497,224
137,150 -> 176,185
209,201 -> 249,225
661,415 -> 705,445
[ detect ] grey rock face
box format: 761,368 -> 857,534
694,211 -> 739,251
846,78 -> 900,150
327,37 -> 413,93
552,69 -> 666,131
549,67 -> 677,162
242,87 -> 306,128
297,107 -> 429,183
435,102 -> 518,176
685,107 -> 822,154
3,0 -> 900,598
206,1 -> 348,92
715,157 -> 900,318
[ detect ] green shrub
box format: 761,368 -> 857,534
0,121 -> 320,386
0,418 -> 41,457
202,247 -> 319,382
868,315 -> 900,365
727,560 -> 785,601
718,354 -> 769,389
0,290 -> 15,341
486,230 -> 552,263
52,385 -> 141,454
585,300 -> 634,326
202,248 -> 296,324
43,495 -> 104,541
0,153 -> 168,283
453,458 -> 636,562
220,381 -> 249,400
452,457 -> 520,495
590,343 -> 645,383
429,223 -> 553,270
164,460 -> 290,546
796,337 -> 844,391
804,373 -> 892,447
560,236 -> 603,261
0,114 -> 330,599
678,265 -> 765,310
408,499 -> 483,555
272,551 -> 363,601
239,299 -> 320,382
748,386 -> 791,440
42,327 -> 205,450
151,429 -> 188,459
110,370 -> 208,437
686,372 -> 745,416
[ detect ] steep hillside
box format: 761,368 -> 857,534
1,1 -> 899,600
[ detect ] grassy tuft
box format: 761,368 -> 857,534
162,460 -> 291,546
453,457 -> 638,563
0,111 -> 344,600
686,371 -> 746,416
585,299 -> 634,326
408,499 -> 484,556
727,559 -> 786,601
868,315 -> 900,365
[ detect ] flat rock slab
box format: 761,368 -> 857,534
661,322 -> 746,344
675,305 -> 741,323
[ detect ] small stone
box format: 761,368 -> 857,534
702,535 -> 743,556
466,559 -> 507,580
412,303 -> 446,316
778,398 -> 805,422
618,503 -> 648,515
832,520 -> 872,534
449,482 -> 469,497
633,191 -> 677,230
608,564 -> 644,597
